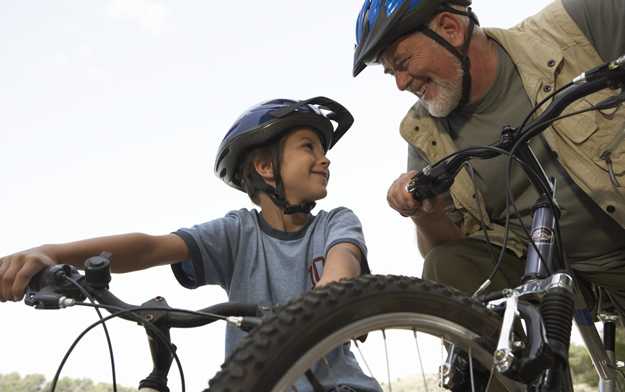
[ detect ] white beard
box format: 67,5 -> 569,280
421,56 -> 464,118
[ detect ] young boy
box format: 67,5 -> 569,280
0,96 -> 381,392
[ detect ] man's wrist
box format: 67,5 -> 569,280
410,210 -> 448,226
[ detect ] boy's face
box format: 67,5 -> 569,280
280,128 -> 330,205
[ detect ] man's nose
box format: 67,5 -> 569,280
395,71 -> 411,91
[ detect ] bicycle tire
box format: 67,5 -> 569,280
209,275 -> 525,392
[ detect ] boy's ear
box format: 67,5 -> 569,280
254,158 -> 275,184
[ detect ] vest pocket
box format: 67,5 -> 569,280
551,97 -> 597,143
551,96 -> 625,176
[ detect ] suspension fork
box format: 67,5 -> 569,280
520,141 -> 575,368
575,292 -> 619,392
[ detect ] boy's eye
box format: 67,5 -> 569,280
303,143 -> 314,150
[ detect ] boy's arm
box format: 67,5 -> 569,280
315,242 -> 362,288
0,233 -> 188,302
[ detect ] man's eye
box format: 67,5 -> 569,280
397,58 -> 409,71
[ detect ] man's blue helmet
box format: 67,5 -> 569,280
353,0 -> 473,77
215,96 -> 354,192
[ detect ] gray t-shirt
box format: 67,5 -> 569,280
407,0 -> 625,265
171,207 -> 381,392
562,0 -> 625,63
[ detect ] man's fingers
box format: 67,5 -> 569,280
387,171 -> 425,217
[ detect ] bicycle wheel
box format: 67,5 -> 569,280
209,275 -> 526,392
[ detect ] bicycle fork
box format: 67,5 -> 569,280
491,273 -> 575,391
492,169 -> 577,390
575,294 -> 620,392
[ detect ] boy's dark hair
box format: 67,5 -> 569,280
237,136 -> 286,205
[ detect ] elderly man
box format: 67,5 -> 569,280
353,0 -> 625,311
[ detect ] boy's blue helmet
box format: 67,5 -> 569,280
215,96 -> 354,214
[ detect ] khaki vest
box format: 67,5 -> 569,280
399,0 -> 625,257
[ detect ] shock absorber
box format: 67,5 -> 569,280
541,287 -> 574,358
540,286 -> 575,390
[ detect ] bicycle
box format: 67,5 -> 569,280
208,55 -> 625,391
20,56 -> 625,392
23,252 -> 269,392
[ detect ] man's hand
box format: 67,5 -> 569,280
0,248 -> 57,302
387,171 -> 449,220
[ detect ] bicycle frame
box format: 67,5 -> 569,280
494,76 -> 623,391
409,58 -> 625,391
492,139 -> 619,391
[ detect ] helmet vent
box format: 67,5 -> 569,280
219,168 -> 227,178
216,147 -> 230,168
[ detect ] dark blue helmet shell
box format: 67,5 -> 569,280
215,97 -> 354,191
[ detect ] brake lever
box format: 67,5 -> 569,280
407,162 -> 454,202
25,264 -> 86,309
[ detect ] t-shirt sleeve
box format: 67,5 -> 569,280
562,0 -> 625,62
407,144 -> 430,172
324,207 -> 371,275
170,211 -> 242,289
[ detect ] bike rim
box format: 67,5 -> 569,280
272,312 -> 498,392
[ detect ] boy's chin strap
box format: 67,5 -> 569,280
270,143 -> 316,215
248,141 -> 316,215
280,198 -> 316,215
249,174 -> 316,215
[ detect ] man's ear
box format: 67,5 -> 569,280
254,158 -> 275,184
432,12 -> 466,48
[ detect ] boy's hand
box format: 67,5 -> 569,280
387,171 -> 448,220
0,248 -> 57,302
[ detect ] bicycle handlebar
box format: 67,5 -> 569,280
25,257 -> 262,326
24,254 -> 265,392
407,58 -> 625,202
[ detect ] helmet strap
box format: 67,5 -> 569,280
249,144 -> 316,215
420,6 -> 477,112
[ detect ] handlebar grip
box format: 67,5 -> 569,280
25,264 -> 86,309
407,175 -> 437,202
27,264 -> 78,291
407,169 -> 454,202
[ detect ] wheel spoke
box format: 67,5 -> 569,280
413,329 -> 430,392
468,346 -> 476,392
485,362 -> 497,391
321,356 -> 341,391
353,339 -> 375,379
304,368 -> 325,392
439,340 -> 444,388
382,329 -> 392,392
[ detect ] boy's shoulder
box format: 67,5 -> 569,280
225,207 -> 259,218
314,206 -> 361,223
221,208 -> 261,227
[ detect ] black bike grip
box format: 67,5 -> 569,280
406,173 -> 436,201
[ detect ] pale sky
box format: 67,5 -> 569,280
0,1 -> 555,391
